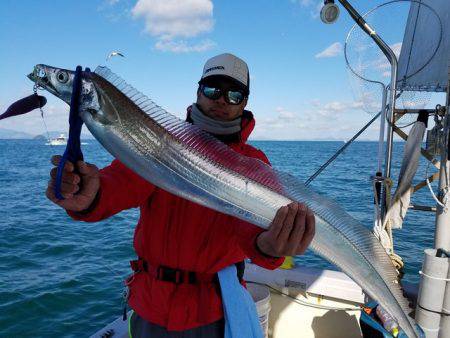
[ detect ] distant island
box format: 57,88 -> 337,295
0,128 -> 94,140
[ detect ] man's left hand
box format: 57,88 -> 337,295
256,202 -> 315,257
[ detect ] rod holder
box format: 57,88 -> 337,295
416,249 -> 449,338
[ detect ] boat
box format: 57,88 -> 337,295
90,1 -> 450,337
45,133 -> 88,146
46,133 -> 67,146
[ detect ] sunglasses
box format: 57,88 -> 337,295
200,85 -> 246,105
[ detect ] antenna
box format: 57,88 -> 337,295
320,0 -> 340,24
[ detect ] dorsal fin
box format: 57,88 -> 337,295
94,66 -> 285,193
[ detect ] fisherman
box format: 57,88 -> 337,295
46,53 -> 315,337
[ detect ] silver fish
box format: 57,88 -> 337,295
28,64 -> 422,337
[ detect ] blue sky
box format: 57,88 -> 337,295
0,0 -> 441,140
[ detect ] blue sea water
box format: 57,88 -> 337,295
0,139 -> 437,337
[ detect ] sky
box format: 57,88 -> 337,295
0,0 -> 445,140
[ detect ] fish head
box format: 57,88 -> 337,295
28,64 -> 77,104
28,64 -> 102,121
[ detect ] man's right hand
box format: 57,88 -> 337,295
46,155 -> 100,212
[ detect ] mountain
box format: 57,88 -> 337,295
0,128 -> 95,140
0,128 -> 33,139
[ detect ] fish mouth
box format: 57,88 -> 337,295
28,65 -> 57,94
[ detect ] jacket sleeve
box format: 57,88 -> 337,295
67,159 -> 156,222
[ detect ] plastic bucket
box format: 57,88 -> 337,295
247,283 -> 271,338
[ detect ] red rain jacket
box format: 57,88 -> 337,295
69,109 -> 284,331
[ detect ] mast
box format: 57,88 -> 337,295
435,66 -> 450,251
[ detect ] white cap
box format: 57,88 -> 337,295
199,53 -> 250,93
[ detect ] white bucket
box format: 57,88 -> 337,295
247,283 -> 271,338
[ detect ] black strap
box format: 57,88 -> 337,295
132,258 -> 245,284
235,260 -> 245,283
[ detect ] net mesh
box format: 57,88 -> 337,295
345,0 -> 440,127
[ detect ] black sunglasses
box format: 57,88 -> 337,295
200,85 -> 246,105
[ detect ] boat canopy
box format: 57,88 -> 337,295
397,0 -> 450,92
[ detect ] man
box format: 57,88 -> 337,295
46,53 -> 315,337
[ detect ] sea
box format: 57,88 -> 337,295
0,139 -> 437,337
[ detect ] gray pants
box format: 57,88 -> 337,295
129,312 -> 225,338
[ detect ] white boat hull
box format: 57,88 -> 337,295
89,264 -> 373,338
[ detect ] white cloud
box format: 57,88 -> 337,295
256,107 -> 303,133
311,99 -> 363,117
132,0 -> 215,53
296,0 -> 314,5
390,42 -> 402,59
315,42 -> 342,58
97,0 -> 130,22
292,0 -> 323,19
155,39 -> 216,53
374,42 -> 402,75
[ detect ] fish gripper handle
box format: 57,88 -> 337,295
55,66 -> 90,200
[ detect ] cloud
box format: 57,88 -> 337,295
315,42 -> 342,58
295,0 -> 315,5
373,42 -> 402,76
97,0 -> 131,22
256,107 -> 303,133
131,0 -> 215,53
390,42 -> 402,59
155,39 -> 216,53
311,99 -> 363,117
291,0 -> 323,19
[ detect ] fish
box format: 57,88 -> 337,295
28,64 -> 422,338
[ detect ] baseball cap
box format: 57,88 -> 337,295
199,53 -> 250,94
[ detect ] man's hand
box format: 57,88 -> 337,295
46,155 -> 100,212
256,202 -> 315,257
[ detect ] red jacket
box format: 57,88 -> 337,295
69,110 -> 284,330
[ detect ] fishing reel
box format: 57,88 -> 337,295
425,105 -> 447,156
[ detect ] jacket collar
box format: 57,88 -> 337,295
186,105 -> 255,144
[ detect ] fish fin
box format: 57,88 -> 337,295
93,66 -> 285,192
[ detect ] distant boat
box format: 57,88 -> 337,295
45,134 -> 89,146
46,133 -> 67,146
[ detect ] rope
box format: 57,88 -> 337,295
246,281 -> 362,312
389,253 -> 404,272
373,176 -> 404,274
424,124 -> 448,211
419,270 -> 450,282
384,177 -> 393,211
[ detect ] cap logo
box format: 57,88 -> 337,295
204,66 -> 225,74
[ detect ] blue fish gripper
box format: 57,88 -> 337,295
55,65 -> 91,200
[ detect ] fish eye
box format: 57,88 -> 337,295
56,70 -> 69,83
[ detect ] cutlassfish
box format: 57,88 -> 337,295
28,64 -> 422,337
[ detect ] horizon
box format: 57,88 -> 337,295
0,128 -> 407,143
